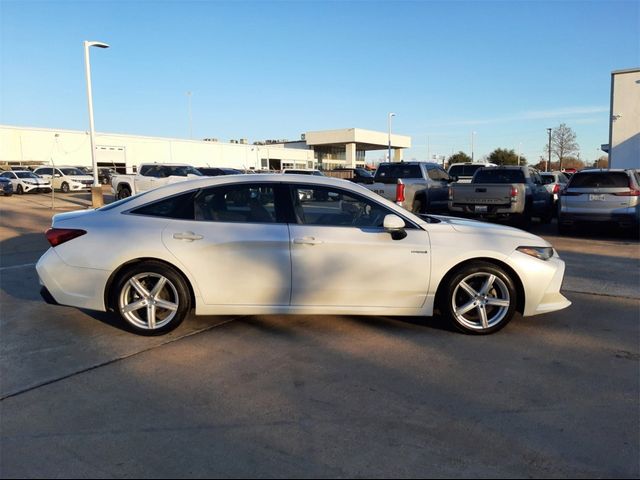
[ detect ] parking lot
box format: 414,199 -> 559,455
1,190 -> 639,478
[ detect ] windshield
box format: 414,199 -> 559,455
473,169 -> 525,184
166,166 -> 202,177
16,172 -> 39,179
60,168 -> 86,176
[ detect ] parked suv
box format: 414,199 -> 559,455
558,169 -> 640,234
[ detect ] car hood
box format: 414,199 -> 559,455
23,178 -> 50,184
429,215 -> 551,247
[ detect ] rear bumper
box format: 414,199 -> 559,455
36,248 -> 110,311
559,210 -> 638,226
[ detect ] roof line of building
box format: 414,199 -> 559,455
611,67 -> 640,75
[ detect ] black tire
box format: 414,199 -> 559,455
61,182 -> 70,193
102,177 -> 109,185
117,186 -> 131,200
16,184 -> 23,195
439,261 -> 518,335
110,261 -> 191,336
412,193 -> 429,214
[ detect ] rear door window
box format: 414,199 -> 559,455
194,183 -> 281,223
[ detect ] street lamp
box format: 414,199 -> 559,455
471,131 -> 476,162
546,128 -> 552,172
83,40 -> 109,207
388,113 -> 396,162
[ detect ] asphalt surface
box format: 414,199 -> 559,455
1,190 -> 639,478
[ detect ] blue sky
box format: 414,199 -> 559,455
1,0 -> 638,163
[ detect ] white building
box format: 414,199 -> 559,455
606,68 -> 640,169
0,125 -> 411,173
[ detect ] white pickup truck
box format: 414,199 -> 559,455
111,163 -> 203,199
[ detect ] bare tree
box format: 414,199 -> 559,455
548,123 -> 579,171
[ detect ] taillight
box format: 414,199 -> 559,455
395,180 -> 405,204
613,187 -> 640,196
510,186 -> 518,203
553,184 -> 560,195
45,228 -> 87,247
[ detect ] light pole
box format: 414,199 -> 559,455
83,40 -> 109,207
546,128 -> 552,172
387,113 -> 396,162
471,131 -> 476,162
187,91 -> 193,139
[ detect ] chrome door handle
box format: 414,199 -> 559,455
293,237 -> 323,245
173,232 -> 203,241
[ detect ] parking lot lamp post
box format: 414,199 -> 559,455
388,113 -> 396,162
547,128 -> 552,172
83,40 -> 109,207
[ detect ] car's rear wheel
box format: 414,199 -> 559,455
440,262 -> 518,334
112,262 -> 191,335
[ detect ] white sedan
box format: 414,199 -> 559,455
0,170 -> 52,194
36,175 -> 570,335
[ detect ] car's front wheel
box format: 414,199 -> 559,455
112,261 -> 191,335
440,262 -> 518,334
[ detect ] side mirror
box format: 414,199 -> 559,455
383,214 -> 407,240
449,175 -> 458,183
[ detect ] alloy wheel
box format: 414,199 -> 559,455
118,273 -> 179,330
451,272 -> 511,331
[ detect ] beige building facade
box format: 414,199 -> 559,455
608,68 -> 640,169
0,125 -> 411,172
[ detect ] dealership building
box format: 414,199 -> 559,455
603,68 -> 640,169
0,125 -> 411,173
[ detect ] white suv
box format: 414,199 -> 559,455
33,166 -> 94,193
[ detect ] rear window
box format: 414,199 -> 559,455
375,164 -> 423,180
540,174 -> 556,185
449,164 -> 484,178
473,169 -> 525,184
568,172 -> 630,188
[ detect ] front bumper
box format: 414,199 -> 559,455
508,251 -> 571,317
23,183 -> 52,193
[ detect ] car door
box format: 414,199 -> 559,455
530,170 -> 550,215
288,183 -> 431,309
135,165 -> 159,192
157,182 -> 292,306
425,165 -> 450,210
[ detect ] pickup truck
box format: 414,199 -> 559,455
111,163 -> 203,199
365,162 -> 452,213
447,162 -> 497,183
448,166 -> 554,226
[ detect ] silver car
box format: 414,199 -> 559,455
540,171 -> 569,206
558,169 -> 640,234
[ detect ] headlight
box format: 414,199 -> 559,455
516,246 -> 554,261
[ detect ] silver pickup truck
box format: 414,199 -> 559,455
448,166 -> 554,226
365,162 -> 453,213
111,163 -> 203,199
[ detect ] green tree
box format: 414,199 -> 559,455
487,148 -> 525,166
447,151 -> 472,164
